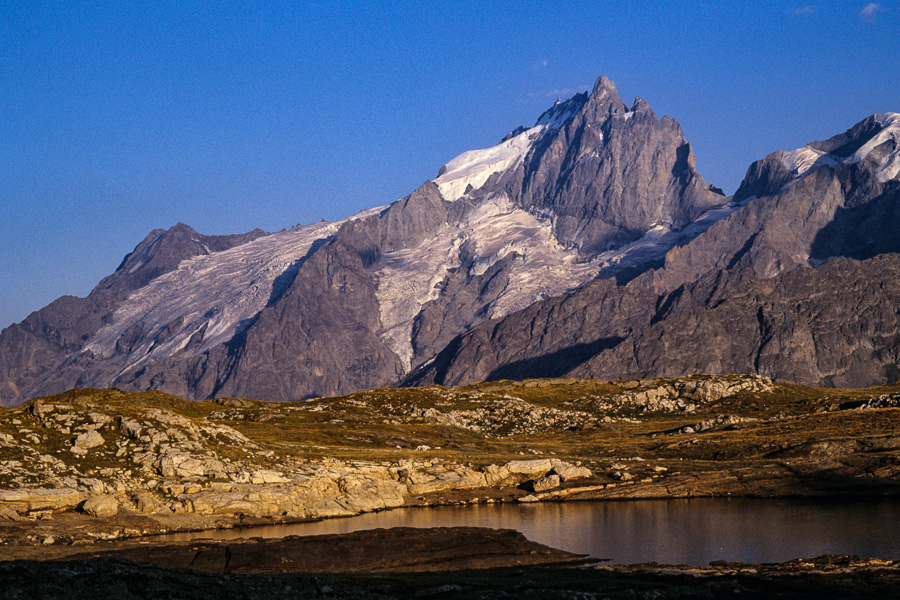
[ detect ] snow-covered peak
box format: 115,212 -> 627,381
779,146 -> 841,178
780,112 -> 900,185
848,112 -> 900,182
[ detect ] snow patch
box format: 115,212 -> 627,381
780,147 -> 841,177
435,126 -> 543,201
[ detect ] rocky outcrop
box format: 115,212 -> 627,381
0,389 -> 597,520
0,488 -> 87,513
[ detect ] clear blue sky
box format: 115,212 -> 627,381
2,1 -> 898,328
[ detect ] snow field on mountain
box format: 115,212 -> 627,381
433,94 -> 587,203
434,125 -> 543,202
374,194 -> 601,371
851,113 -> 900,182
81,207 -> 384,378
780,112 -> 900,186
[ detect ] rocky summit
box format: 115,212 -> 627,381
1,77 -> 899,406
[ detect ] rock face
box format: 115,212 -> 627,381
508,76 -> 723,255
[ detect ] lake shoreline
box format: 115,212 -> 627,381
2,461 -> 900,552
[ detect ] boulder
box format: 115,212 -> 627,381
133,491 -> 168,514
503,459 -> 553,478
550,460 -> 592,482
153,449 -> 225,478
74,430 -> 105,449
339,475 -> 407,511
483,464 -> 513,486
406,469 -> 487,495
0,505 -> 21,521
82,495 -> 119,518
533,474 -> 560,492
118,417 -> 143,439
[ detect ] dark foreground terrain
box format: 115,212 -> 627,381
1,527 -> 898,599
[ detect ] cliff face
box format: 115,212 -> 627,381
508,76 -> 724,256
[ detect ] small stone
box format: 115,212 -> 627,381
652,466 -> 668,472
42,536 -> 55,545
517,494 -> 540,503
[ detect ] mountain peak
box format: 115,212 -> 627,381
584,75 -> 628,119
592,75 -> 618,96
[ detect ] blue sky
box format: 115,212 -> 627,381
1,1 -> 898,328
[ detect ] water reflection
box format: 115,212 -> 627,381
151,498 -> 900,565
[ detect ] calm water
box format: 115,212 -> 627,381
151,498 -> 900,565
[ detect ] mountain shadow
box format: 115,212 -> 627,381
486,336 -> 626,381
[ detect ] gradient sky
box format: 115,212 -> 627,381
2,1 -> 899,329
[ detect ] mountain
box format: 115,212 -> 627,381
1,76 -> 898,406
407,112 -> 900,388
